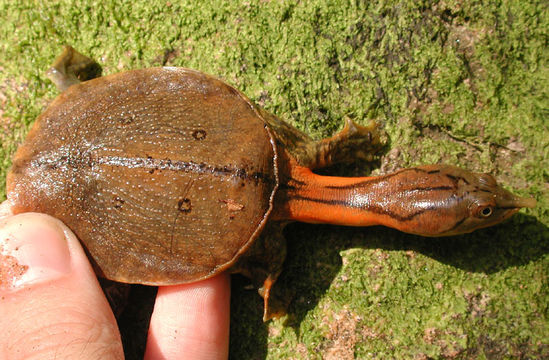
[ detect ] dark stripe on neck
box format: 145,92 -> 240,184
288,194 -> 432,222
321,168 -> 433,190
443,215 -> 467,233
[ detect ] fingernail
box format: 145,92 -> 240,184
0,214 -> 72,291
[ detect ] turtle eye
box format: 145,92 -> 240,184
470,202 -> 495,218
478,206 -> 493,218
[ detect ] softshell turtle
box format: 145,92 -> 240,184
6,47 -> 536,320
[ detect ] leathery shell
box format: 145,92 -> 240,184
7,68 -> 279,284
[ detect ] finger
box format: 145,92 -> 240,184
0,199 -> 14,219
145,274 -> 231,360
0,213 -> 124,359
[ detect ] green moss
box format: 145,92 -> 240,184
1,0 -> 547,358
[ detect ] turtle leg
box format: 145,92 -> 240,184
46,45 -> 102,92
231,222 -> 289,321
309,117 -> 384,169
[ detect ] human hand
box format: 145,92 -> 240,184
0,202 -> 230,359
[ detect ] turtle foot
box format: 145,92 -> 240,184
46,45 -> 102,92
312,117 -> 384,169
259,274 -> 291,321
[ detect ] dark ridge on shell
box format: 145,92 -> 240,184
32,154 -> 276,184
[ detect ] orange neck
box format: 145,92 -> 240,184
272,164 -> 470,236
273,165 -> 383,226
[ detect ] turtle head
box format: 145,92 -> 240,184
438,168 -> 536,236
402,165 -> 536,236
352,165 -> 537,237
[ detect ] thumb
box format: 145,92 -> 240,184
0,212 -> 123,359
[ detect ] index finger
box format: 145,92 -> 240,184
144,274 -> 231,360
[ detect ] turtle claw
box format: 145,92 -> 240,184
46,45 -> 102,92
260,274 -> 290,321
311,117 -> 384,169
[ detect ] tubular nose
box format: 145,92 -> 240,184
510,195 -> 537,209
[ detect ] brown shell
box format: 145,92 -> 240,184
7,68 -> 279,284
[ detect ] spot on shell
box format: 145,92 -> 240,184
220,199 -> 244,211
113,196 -> 125,209
118,113 -> 137,125
192,129 -> 207,141
178,198 -> 192,213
